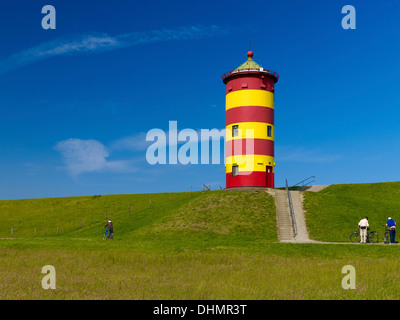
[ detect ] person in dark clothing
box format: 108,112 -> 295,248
386,217 -> 396,244
104,218 -> 113,238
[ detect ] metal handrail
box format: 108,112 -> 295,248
222,68 -> 279,81
285,179 -> 298,238
292,176 -> 315,188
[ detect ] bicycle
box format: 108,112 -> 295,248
382,225 -> 390,244
350,228 -> 378,243
103,229 -> 113,240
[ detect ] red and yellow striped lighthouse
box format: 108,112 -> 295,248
223,51 -> 279,188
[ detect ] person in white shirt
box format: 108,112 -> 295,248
358,217 -> 369,244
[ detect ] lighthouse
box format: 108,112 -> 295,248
222,51 -> 279,188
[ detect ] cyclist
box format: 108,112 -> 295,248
358,216 -> 369,244
104,218 -> 113,239
385,217 -> 396,244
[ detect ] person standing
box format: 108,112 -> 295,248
358,217 -> 369,244
386,217 -> 396,244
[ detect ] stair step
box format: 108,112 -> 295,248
274,190 -> 296,242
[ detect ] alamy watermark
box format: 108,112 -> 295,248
341,265 -> 356,290
342,5 -> 356,30
41,265 -> 56,290
145,121 -> 255,172
41,5 -> 56,30
40,4 -> 356,32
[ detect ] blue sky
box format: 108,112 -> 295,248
0,0 -> 399,199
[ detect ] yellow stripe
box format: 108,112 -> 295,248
226,90 -> 274,110
226,155 -> 275,173
226,122 -> 274,141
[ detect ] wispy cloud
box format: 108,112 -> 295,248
54,138 -> 132,176
111,128 -> 226,152
111,132 -> 151,152
0,34 -> 121,75
0,25 -> 232,75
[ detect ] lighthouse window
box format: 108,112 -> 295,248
267,125 -> 272,137
232,125 -> 239,137
232,165 -> 239,177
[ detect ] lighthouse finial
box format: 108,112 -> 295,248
247,40 -> 253,59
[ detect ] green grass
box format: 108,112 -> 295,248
304,182 -> 400,242
2,184 -> 400,299
1,243 -> 400,299
0,190 -> 277,244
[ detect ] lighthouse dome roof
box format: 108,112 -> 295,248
233,51 -> 263,72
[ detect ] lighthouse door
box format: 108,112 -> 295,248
266,166 -> 274,188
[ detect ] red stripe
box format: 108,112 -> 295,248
226,170 -> 274,188
226,139 -> 274,157
226,106 -> 274,126
225,75 -> 275,94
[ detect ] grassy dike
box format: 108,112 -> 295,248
1,186 -> 400,299
303,182 -> 400,242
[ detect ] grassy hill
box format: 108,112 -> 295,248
0,190 -> 277,244
304,181 -> 400,242
2,184 -> 400,300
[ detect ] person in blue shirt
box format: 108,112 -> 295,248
385,217 -> 396,244
104,218 -> 113,239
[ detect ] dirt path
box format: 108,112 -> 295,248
278,240 -> 398,245
299,185 -> 330,192
289,190 -> 310,242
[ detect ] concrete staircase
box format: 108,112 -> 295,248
274,190 -> 294,241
